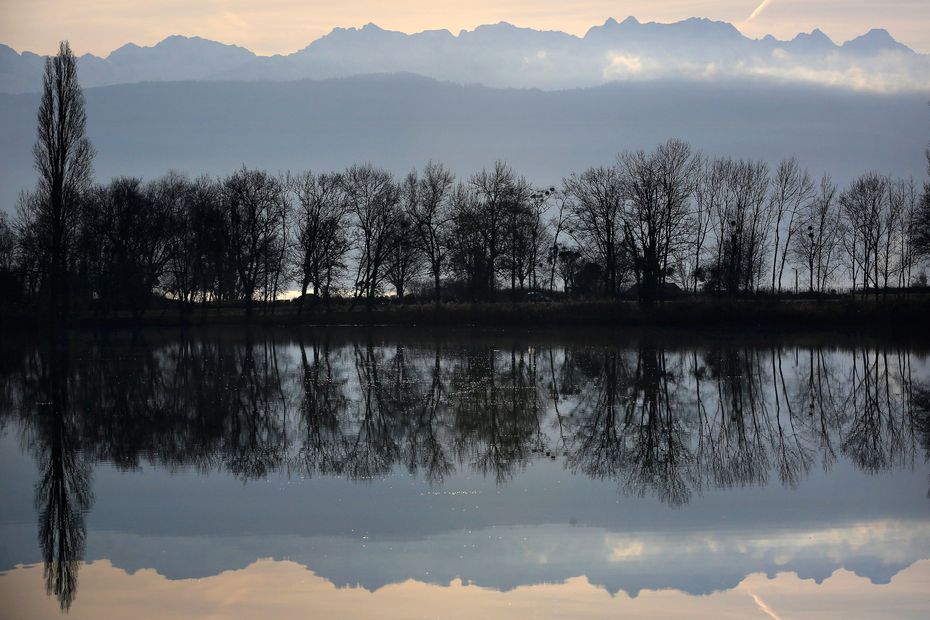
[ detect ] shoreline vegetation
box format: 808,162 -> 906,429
4,293 -> 930,333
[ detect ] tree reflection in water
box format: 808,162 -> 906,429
17,339 -> 93,610
1,331 -> 929,608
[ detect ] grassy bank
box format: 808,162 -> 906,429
4,294 -> 929,334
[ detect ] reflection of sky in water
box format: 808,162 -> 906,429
0,330 -> 928,616
5,560 -> 930,619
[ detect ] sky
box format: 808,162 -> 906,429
1,0 -> 929,57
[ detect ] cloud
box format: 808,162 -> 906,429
749,0 -> 776,21
738,51 -> 929,93
603,52 -> 643,78
608,541 -> 645,562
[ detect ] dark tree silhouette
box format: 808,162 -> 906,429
563,165 -> 625,297
345,164 -> 399,308
30,41 -> 94,321
913,147 -> 930,262
22,341 -> 93,611
289,170 -> 351,311
0,212 -> 18,302
386,175 -> 422,300
223,168 -> 288,315
446,182 -> 492,300
618,139 -> 699,304
840,172 -> 889,297
80,177 -> 172,317
6,129 -> 930,318
790,175 -> 842,293
769,157 -> 815,293
407,161 -> 455,305
470,162 -> 525,297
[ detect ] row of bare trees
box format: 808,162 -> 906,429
8,147 -> 929,316
562,146 -> 930,300
6,157 -> 554,315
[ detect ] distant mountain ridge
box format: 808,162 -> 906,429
1,17 -> 928,93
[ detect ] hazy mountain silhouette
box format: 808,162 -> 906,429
1,17 -> 927,93
1,74 -> 927,215
842,29 -> 914,55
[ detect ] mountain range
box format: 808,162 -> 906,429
2,17 -> 928,93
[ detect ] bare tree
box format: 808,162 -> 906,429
386,171 -> 423,300
31,41 -> 94,320
0,212 -> 17,302
525,187 -> 556,291
408,161 -> 455,305
0,212 -> 14,273
914,148 -> 930,264
689,156 -> 718,291
344,163 -> 398,307
769,157 -> 815,292
546,190 -> 570,292
223,167 -> 287,315
500,177 -> 534,298
446,183 -> 489,300
184,176 -> 230,305
618,139 -> 699,304
265,185 -> 290,313
14,191 -> 48,300
289,170 -> 350,312
705,158 -> 772,294
888,177 -> 919,288
153,172 -> 198,312
791,175 -> 842,293
471,162 -> 522,297
840,172 -> 888,296
78,177 -> 172,317
563,165 -> 625,297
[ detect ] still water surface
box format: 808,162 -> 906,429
1,328 -> 929,618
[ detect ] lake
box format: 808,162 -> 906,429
1,328 -> 928,618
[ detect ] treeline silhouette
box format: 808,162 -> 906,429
4,332 -> 930,608
6,148 -> 930,319
3,42 -> 930,321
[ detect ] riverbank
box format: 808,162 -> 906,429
3,294 -> 930,333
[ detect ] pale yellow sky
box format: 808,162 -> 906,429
1,1 -> 929,56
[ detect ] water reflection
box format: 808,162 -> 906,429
562,344 -> 926,506
5,558 -> 930,620
1,329 -> 929,610
8,338 -> 93,610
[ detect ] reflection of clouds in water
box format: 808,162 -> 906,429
0,517 -> 917,597
3,558 -> 930,619
603,519 -> 930,568
607,541 -> 644,561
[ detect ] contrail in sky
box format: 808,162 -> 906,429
749,0 -> 776,21
750,593 -> 783,620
